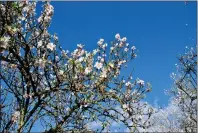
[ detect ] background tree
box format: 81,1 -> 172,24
170,46 -> 197,132
144,46 -> 197,133
0,1 -> 153,132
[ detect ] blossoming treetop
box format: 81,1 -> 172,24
0,1 -> 153,132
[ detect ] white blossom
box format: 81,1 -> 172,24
102,43 -> 108,49
47,43 -> 56,51
122,104 -> 129,110
59,70 -> 64,75
100,58 -> 104,62
38,17 -> 42,23
97,56 -> 101,60
54,35 -> 58,40
97,38 -> 104,46
137,79 -> 145,86
94,62 -> 103,70
85,67 -> 92,75
170,72 -> 176,79
131,46 -> 136,50
100,68 -> 107,78
77,44 -> 84,49
12,111 -> 20,122
110,47 -> 114,51
115,33 -> 120,40
3,36 -> 10,43
93,49 -> 99,55
125,81 -> 131,87
124,48 -> 129,52
121,37 -> 127,42
36,59 -> 46,68
108,62 -> 114,68
37,41 -> 42,48
0,36 -> 10,51
14,111 -> 20,117
55,56 -> 59,61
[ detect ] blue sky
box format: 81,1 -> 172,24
44,1 -> 196,107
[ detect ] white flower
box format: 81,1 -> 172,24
100,68 -> 107,78
38,16 -> 42,23
38,59 -> 45,68
119,42 -> 124,47
102,43 -> 108,49
12,111 -> 20,122
170,72 -> 176,79
99,38 -> 104,42
131,46 -> 136,50
0,36 -> 10,51
85,67 -> 92,75
93,49 -> 99,55
94,62 -> 103,70
4,36 -> 10,43
23,6 -> 29,12
102,54 -> 106,57
54,35 -> 58,40
47,43 -> 56,51
50,74 -> 55,79
39,71 -> 43,75
23,93 -> 29,98
0,4 -> 5,13
122,60 -> 126,63
59,70 -> 64,75
110,47 -> 114,51
121,37 -> 127,42
34,31 -> 39,36
125,81 -> 131,87
100,58 -> 104,62
137,79 -> 144,86
115,33 -> 120,40
44,16 -> 51,23
78,57 -> 84,62
109,89 -> 115,93
83,104 -> 88,107
78,49 -> 85,57
97,38 -> 104,46
148,107 -> 153,113
77,44 -> 84,49
124,48 -> 129,52
55,56 -> 59,61
14,111 -> 20,117
109,62 -> 114,68
45,87 -> 50,90
37,41 -> 43,48
122,104 -> 129,110
65,107 -> 70,112
118,60 -> 127,66
61,50 -> 67,57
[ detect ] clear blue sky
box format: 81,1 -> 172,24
44,1 -> 196,107
32,1 -> 197,131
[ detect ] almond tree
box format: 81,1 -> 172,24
0,1 -> 153,132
